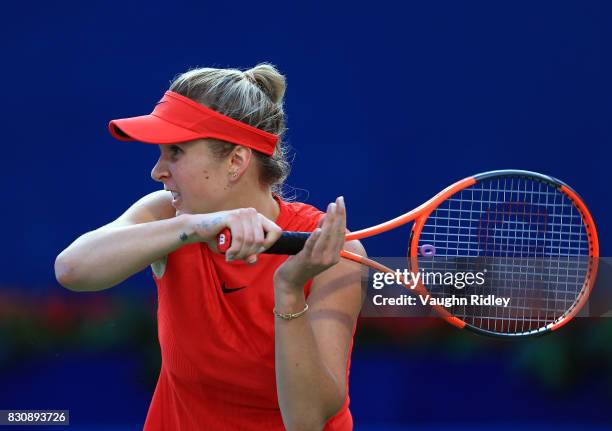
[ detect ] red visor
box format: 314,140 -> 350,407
108,91 -> 278,155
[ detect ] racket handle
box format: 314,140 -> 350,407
216,228 -> 310,255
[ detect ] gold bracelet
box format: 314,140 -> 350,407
273,303 -> 309,320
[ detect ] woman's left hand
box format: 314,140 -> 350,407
274,196 -> 346,290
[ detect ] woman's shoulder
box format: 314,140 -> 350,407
94,190 -> 175,233
279,199 -> 324,231
110,190 -> 175,227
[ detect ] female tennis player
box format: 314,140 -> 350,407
54,63 -> 365,430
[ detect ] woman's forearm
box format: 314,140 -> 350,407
274,281 -> 345,431
55,215 -> 196,292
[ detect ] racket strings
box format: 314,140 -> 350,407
416,176 -> 592,336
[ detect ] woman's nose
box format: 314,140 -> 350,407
151,158 -> 170,182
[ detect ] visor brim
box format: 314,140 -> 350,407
108,115 -> 201,144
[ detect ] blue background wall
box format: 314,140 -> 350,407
1,1 -> 610,429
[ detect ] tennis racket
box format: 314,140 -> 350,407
217,170 -> 599,337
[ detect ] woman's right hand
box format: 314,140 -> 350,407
189,209 -> 282,264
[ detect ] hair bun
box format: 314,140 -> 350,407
245,63 -> 286,104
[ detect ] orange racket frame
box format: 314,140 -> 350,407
218,170 -> 599,336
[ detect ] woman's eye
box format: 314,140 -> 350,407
169,145 -> 182,155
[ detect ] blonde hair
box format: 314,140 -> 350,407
169,63 -> 290,196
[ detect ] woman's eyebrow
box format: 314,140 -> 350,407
177,141 -> 195,149
160,144 -> 181,151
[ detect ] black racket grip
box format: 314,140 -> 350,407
216,229 -> 310,255
266,231 -> 310,255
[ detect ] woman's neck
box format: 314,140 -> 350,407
224,187 -> 281,223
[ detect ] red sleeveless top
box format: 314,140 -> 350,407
143,198 -> 354,430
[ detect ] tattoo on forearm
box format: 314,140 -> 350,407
179,232 -> 189,242
196,216 -> 224,233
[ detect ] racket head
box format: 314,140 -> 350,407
409,170 -> 599,337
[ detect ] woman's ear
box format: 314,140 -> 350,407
227,145 -> 253,180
